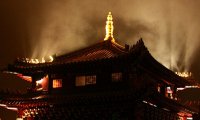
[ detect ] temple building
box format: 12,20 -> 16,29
0,12 -> 199,120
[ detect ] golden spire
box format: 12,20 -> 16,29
104,12 -> 115,41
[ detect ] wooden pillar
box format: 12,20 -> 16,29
160,84 -> 166,96
173,87 -> 177,100
31,75 -> 37,92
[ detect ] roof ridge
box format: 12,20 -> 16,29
54,40 -> 127,62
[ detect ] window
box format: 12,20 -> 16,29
53,79 -> 62,88
76,76 -> 86,86
112,72 -> 122,82
76,75 -> 96,86
85,75 -> 96,85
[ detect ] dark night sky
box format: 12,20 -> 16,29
1,0 -> 200,90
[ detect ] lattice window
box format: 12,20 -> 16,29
75,75 -> 96,86
76,76 -> 86,86
53,79 -> 62,88
85,75 -> 96,85
112,72 -> 122,82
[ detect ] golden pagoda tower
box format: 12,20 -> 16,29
104,12 -> 115,42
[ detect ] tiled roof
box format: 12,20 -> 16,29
65,49 -> 116,62
55,40 -> 127,63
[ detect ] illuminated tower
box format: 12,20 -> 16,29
104,12 -> 115,42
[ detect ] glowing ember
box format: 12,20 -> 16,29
175,72 -> 192,78
17,56 -> 54,64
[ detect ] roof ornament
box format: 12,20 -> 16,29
104,12 -> 115,42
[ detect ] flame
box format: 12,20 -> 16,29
17,55 -> 54,64
49,55 -> 54,62
175,72 -> 192,78
42,57 -> 45,63
35,59 -> 39,63
36,79 -> 43,84
36,75 -> 49,91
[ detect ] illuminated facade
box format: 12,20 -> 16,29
1,12 -> 199,120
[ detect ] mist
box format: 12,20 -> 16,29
1,0 -> 200,77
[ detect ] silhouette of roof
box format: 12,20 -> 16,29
6,39 -> 193,87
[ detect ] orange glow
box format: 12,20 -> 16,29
36,75 -> 49,91
17,74 -> 32,82
178,112 -> 193,120
53,79 -> 62,88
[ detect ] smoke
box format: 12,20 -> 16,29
1,0 -> 200,74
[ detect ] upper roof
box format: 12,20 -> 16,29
55,39 -> 128,63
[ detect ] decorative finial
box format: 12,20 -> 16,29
104,12 -> 115,41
